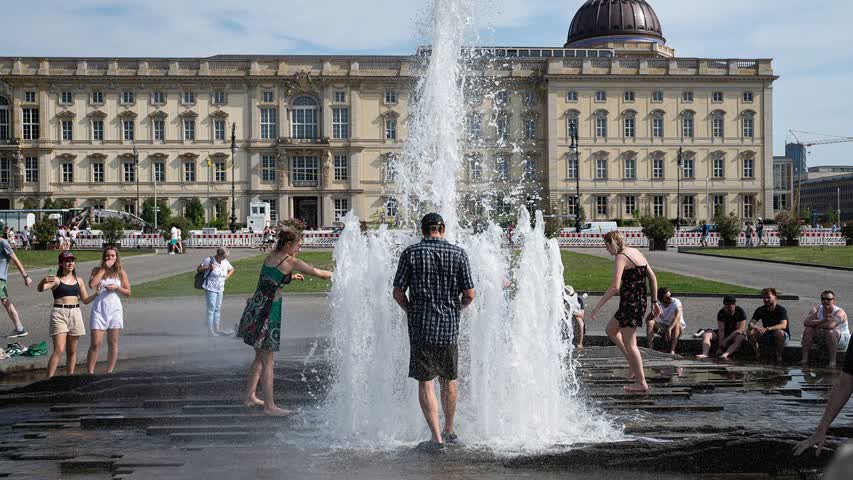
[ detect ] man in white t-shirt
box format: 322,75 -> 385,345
169,226 -> 178,254
646,287 -> 686,354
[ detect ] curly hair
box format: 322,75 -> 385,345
275,227 -> 303,252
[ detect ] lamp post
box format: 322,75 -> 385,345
676,147 -> 682,245
133,144 -> 140,218
153,160 -> 158,231
569,119 -> 581,232
229,123 -> 238,233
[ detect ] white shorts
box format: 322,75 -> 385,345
90,303 -> 124,330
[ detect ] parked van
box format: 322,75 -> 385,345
580,221 -> 618,234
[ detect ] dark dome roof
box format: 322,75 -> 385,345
565,0 -> 665,47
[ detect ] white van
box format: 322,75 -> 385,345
580,221 -> 618,234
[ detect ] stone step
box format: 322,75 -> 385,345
594,399 -> 657,406
82,414 -> 292,429
588,391 -> 691,400
59,457 -> 114,474
50,403 -> 137,412
169,432 -> 256,442
12,421 -> 77,430
147,424 -> 282,436
624,425 -> 744,434
143,398 -> 243,409
182,405 -> 262,414
605,405 -> 724,412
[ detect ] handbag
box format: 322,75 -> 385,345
194,256 -> 214,290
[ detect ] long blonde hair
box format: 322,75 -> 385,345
603,230 -> 626,253
100,247 -> 123,278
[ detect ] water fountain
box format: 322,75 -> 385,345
324,0 -> 621,451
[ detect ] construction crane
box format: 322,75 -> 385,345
788,130 -> 853,215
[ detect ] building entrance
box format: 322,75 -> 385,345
293,197 -> 318,229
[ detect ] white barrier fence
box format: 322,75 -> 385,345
18,229 -> 847,250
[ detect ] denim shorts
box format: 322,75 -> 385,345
761,330 -> 790,346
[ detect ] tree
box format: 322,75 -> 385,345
141,197 -> 172,226
100,217 -> 126,246
184,198 -> 205,228
42,197 -> 57,209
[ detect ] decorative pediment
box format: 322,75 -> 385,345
650,150 -> 666,158
178,110 -> 198,119
56,153 -> 77,160
711,150 -> 726,157
117,110 -> 138,120
87,109 -> 107,119
593,150 -> 609,158
209,109 -> 229,119
741,109 -> 757,117
118,152 -> 136,161
179,152 -> 199,160
623,150 -> 638,158
282,70 -> 319,96
522,110 -> 540,119
711,109 -> 727,117
148,110 -> 168,120
621,109 -> 638,117
680,109 -> 696,117
148,153 -> 169,161
564,109 -> 580,117
209,152 -> 229,160
380,110 -> 399,119
88,153 -> 107,160
56,110 -> 76,120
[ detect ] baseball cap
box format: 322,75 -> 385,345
723,295 -> 737,305
58,251 -> 76,262
421,213 -> 445,229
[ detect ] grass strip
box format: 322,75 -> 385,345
14,249 -> 153,269
683,247 -> 853,269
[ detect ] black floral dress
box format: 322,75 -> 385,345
614,253 -> 648,329
238,259 -> 292,352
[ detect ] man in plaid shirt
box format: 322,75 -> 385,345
393,213 -> 475,450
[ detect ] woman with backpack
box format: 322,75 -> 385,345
197,247 -> 235,336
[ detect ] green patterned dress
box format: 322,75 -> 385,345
238,260 -> 292,352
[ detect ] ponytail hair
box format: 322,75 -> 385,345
603,230 -> 626,253
275,227 -> 303,252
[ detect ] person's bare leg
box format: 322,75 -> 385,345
720,335 -> 745,360
438,378 -> 457,437
65,335 -> 79,375
645,320 -> 656,350
261,351 -> 288,415
801,327 -> 815,366
825,330 -> 840,369
669,324 -> 683,355
621,328 -> 649,392
48,334 -> 67,378
749,331 -> 761,361
606,318 -> 627,355
697,331 -> 715,359
418,380 -> 443,443
86,330 -> 104,374
2,299 -> 24,331
576,318 -> 585,350
106,329 -> 120,373
774,331 -> 786,363
244,350 -> 265,407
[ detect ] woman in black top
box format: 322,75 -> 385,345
590,231 -> 661,393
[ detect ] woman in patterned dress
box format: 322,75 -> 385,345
238,228 -> 332,415
589,231 -> 661,393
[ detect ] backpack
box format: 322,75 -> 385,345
193,257 -> 214,290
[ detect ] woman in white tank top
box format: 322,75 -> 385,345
85,247 -> 131,374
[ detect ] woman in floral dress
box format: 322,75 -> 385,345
238,228 -> 332,415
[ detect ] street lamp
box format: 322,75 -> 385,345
153,159 -> 158,231
133,144 -> 140,218
569,119 -> 581,233
676,147 -> 683,245
229,123 -> 238,233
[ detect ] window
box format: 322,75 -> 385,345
214,161 -> 226,182
385,198 -> 398,217
213,201 -> 224,219
743,92 -> 754,102
267,199 -> 278,223
385,117 -> 397,140
332,108 -> 349,139
567,153 -> 578,179
290,96 -> 318,139
152,91 -> 165,105
495,91 -> 509,105
523,90 -> 537,106
261,155 -> 276,182
25,157 -> 38,183
712,91 -> 724,102
681,112 -> 694,138
60,91 -> 73,104
212,91 -> 225,105
123,162 -> 135,183
261,107 -> 278,140
153,162 -> 165,182
496,155 -> 510,181
262,91 -> 274,103
0,97 -> 8,140
712,113 -> 725,138
681,155 -> 694,178
183,91 -> 195,105
61,120 -> 73,141
214,119 -> 226,141
624,113 -> 635,138
625,195 -> 637,216
292,155 -> 319,183
652,155 -> 665,179
566,112 -> 579,138
469,156 -> 483,181
567,90 -> 578,102
334,154 -> 348,181
743,114 -> 755,138
334,198 -> 349,222
124,203 -> 136,215
713,153 -> 725,178
743,155 -> 755,178
24,91 -> 36,103
92,162 -> 104,183
334,91 -> 346,103
122,91 -> 134,105
495,197 -> 511,216
468,114 -> 482,139
183,161 -> 196,182
624,156 -> 636,179
595,111 -> 608,138
653,195 -> 665,217
652,90 -> 663,102
712,194 -> 725,216
682,196 -> 695,219
0,159 -> 11,185
183,119 -> 195,141
92,120 -> 104,141
743,195 -> 754,219
153,120 -> 165,141
61,162 -> 74,183
624,91 -> 635,102
595,157 -> 607,179
123,120 -> 134,141
652,113 -> 664,138
595,91 -> 607,102
682,91 -> 694,102
22,108 -> 39,140
525,117 -> 537,139
774,193 -> 789,211
567,195 -> 578,216
384,90 -> 398,104
596,196 -> 608,216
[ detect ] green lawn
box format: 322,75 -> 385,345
14,249 -> 153,269
133,250 -> 756,298
686,247 -> 853,269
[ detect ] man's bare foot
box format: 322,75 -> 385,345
577,345 -> 585,351
244,396 -> 265,407
719,353 -> 731,361
624,383 -> 650,393
695,354 -> 709,359
669,350 -> 676,355
263,405 -> 292,416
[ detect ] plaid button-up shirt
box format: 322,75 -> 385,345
393,238 -> 475,346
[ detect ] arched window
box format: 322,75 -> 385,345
0,97 -> 8,140
681,110 -> 695,139
594,110 -> 608,138
742,110 -> 756,139
711,110 -> 726,138
290,96 -> 318,139
650,110 -> 665,138
565,109 -> 580,138
623,110 -> 637,138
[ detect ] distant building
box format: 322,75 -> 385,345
800,173 -> 853,223
786,142 -> 808,180
807,165 -> 853,180
772,156 -> 793,214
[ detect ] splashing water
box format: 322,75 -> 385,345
323,0 -> 621,452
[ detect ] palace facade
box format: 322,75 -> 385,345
0,0 -> 777,228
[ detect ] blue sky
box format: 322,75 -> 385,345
2,0 -> 852,165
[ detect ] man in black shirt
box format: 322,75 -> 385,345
393,213 -> 476,450
748,287 -> 789,363
697,295 -> 747,360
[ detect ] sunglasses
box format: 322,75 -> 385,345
821,297 -> 835,301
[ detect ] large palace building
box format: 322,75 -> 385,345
0,0 -> 776,228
